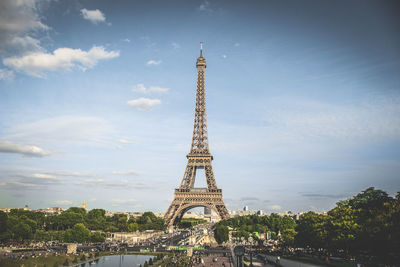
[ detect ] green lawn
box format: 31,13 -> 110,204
0,254 -> 72,267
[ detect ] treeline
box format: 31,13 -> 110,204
214,212 -> 297,244
215,187 -> 400,264
179,218 -> 207,228
0,208 -> 165,243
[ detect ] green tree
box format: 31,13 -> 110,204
326,202 -> 360,256
281,228 -> 297,249
65,223 -> 90,243
0,211 -> 7,233
13,222 -> 32,240
295,212 -> 327,250
128,222 -> 139,232
214,224 -> 229,244
57,210 -> 85,230
90,231 -> 105,242
86,209 -> 106,230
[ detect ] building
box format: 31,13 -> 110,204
35,207 -> 65,215
81,200 -> 88,211
106,230 -> 163,244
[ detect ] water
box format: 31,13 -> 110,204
80,254 -> 154,267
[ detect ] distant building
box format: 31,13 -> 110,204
243,206 -> 249,211
230,208 -> 257,217
204,207 -> 211,215
81,201 -> 88,211
35,207 -> 65,215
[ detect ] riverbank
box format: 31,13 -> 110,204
0,251 -> 168,267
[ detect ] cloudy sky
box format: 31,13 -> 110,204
0,0 -> 399,213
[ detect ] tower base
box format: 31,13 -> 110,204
164,188 -> 230,227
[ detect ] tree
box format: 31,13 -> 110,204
281,228 -> 297,249
214,224 -> 229,244
0,211 -> 7,233
295,212 -> 327,250
13,222 -> 32,240
128,222 -> 139,232
86,209 -> 106,230
65,223 -> 90,243
57,211 -> 84,230
326,202 -> 360,256
90,231 -> 105,242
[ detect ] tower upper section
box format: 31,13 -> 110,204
189,43 -> 210,157
196,42 -> 207,69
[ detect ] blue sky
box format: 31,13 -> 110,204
0,0 -> 399,213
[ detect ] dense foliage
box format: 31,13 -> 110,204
215,187 -> 400,264
0,209 -> 165,243
294,187 -> 400,264
179,218 -> 207,228
215,212 -> 297,243
214,224 -> 229,244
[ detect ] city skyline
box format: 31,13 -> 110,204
0,0 -> 400,213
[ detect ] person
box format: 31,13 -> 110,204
276,256 -> 280,264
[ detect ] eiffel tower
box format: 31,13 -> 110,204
164,43 -> 230,227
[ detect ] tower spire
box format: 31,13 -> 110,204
200,42 -> 203,57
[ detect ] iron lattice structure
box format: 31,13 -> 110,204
164,45 -> 230,227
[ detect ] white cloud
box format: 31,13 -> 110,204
199,0 -> 212,12
267,205 -> 282,210
31,173 -> 57,180
146,60 -> 161,66
43,171 -> 98,178
123,38 -> 131,43
112,170 -> 140,176
4,116 -> 117,147
119,139 -> 136,145
222,54 -> 227,59
234,43 -> 240,47
132,83 -> 169,94
0,141 -> 51,157
89,198 -> 96,202
54,200 -> 73,205
6,181 -> 38,187
262,96 -> 400,141
79,179 -> 150,189
171,42 -> 180,49
0,69 -> 14,80
9,36 -> 43,53
80,8 -> 106,24
3,46 -> 119,77
0,0 -> 49,53
127,98 -> 161,111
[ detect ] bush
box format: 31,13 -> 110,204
63,258 -> 69,266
